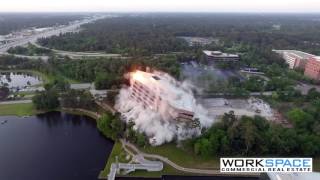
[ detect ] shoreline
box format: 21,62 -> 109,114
1,103 -> 319,179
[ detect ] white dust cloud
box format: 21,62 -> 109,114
115,70 -> 214,146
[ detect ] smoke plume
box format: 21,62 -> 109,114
115,70 -> 214,146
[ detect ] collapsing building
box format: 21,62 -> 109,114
115,70 -> 212,146
130,70 -> 195,122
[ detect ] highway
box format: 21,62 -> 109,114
0,15 -> 124,59
0,52 -> 49,61
32,42 -> 123,59
0,15 -> 107,54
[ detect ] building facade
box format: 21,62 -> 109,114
129,71 -> 194,122
304,57 -> 320,81
273,50 -> 314,69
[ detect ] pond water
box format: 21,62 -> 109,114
0,111 -> 113,180
0,111 -> 258,180
0,72 -> 42,88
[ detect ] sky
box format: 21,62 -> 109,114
0,0 -> 319,13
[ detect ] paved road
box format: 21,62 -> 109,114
198,91 -> 273,98
107,139 -> 163,180
0,100 -> 32,105
0,52 -> 49,61
121,139 -> 259,177
32,42 -> 123,59
95,101 -> 117,115
0,15 -> 106,53
121,139 -> 220,175
295,82 -> 320,95
0,15 -> 125,60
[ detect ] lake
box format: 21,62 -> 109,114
0,111 -> 113,180
0,111 -> 259,180
0,71 -> 42,88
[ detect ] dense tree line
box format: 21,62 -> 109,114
8,44 -> 52,56
97,113 -> 148,146
0,86 -> 9,100
48,55 -> 180,89
97,113 -> 125,140
38,15 -> 193,56
60,89 -> 95,109
32,89 -> 59,110
38,14 -> 320,56
191,87 -> 320,157
191,111 -> 320,157
0,55 -> 46,70
126,121 -> 148,147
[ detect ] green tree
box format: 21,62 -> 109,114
136,133 -> 147,147
287,108 -> 314,131
32,89 -> 59,110
97,113 -> 113,139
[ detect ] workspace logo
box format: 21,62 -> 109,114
220,158 -> 312,172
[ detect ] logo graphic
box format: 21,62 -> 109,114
220,158 -> 312,172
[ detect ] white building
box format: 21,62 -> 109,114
203,50 -> 240,62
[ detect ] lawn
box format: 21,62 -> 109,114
99,141 -> 194,178
140,143 -> 220,170
0,103 -> 37,116
127,164 -> 189,177
29,69 -> 79,84
99,141 -> 123,179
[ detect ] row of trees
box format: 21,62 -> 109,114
97,113 -> 148,147
38,16 -> 190,56
8,44 -> 52,56
32,88 -> 59,110
191,111 -> 320,157
48,55 -> 180,89
97,113 -> 125,140
0,86 -> 9,100
191,76 -> 320,157
0,55 -> 45,70
38,14 -> 320,56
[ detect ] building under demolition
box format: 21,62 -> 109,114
129,70 -> 195,122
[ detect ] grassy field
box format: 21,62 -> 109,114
141,143 -> 220,170
27,69 -> 79,84
99,141 -> 192,178
0,103 -> 37,116
127,164 -> 189,177
99,141 -> 123,178
100,141 -> 221,178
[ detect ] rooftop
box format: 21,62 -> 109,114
70,83 -> 92,90
203,50 -> 239,58
273,49 -> 315,59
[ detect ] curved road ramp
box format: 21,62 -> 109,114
107,160 -> 163,180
